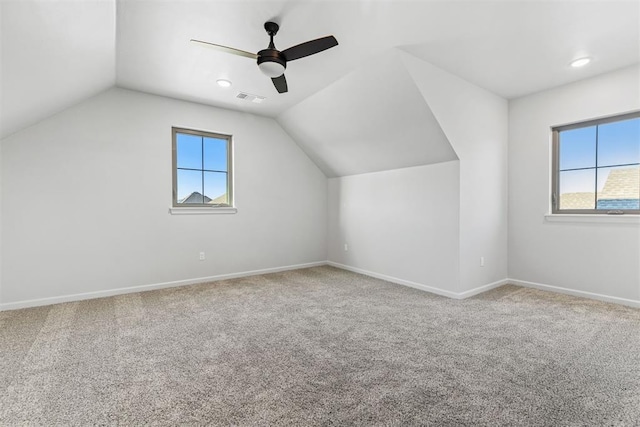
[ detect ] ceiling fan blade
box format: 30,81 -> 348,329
271,74 -> 288,93
281,36 -> 338,61
190,39 -> 258,59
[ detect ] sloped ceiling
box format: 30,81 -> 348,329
277,49 -> 457,177
1,0 -> 638,154
115,0 -> 349,118
399,1 -> 640,100
0,0 -> 116,139
113,0 -> 640,119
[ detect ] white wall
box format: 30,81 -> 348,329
0,3 -> 4,303
1,88 -> 327,305
400,52 -> 509,293
0,125 -> 2,302
324,53 -> 508,296
509,65 -> 640,302
328,162 -> 460,294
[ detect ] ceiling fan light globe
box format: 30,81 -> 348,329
258,61 -> 285,78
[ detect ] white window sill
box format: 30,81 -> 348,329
545,214 -> 640,224
169,207 -> 237,215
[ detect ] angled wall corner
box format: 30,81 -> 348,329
279,48 -> 463,295
327,161 -> 461,295
277,48 -> 457,178
398,48 -> 509,293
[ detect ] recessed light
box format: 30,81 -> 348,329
570,57 -> 591,68
216,79 -> 232,88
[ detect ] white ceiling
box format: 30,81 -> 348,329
400,1 -> 640,100
115,0 -> 640,118
1,1 -> 638,140
278,49 -> 457,177
0,0 -> 115,139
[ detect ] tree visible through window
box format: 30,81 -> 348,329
172,127 -> 233,207
552,112 -> 639,214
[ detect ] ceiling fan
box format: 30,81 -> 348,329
191,22 -> 338,94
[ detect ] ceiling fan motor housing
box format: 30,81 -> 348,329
257,49 -> 287,77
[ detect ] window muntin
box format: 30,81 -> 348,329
172,127 -> 233,207
552,112 -> 639,214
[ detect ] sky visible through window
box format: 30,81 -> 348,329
559,117 -> 639,201
176,133 -> 228,203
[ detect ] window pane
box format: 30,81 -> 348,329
204,137 -> 228,172
597,117 -> 640,167
177,169 -> 203,203
596,165 -> 640,210
204,171 -> 228,204
176,133 -> 202,170
559,126 -> 596,170
559,169 -> 595,210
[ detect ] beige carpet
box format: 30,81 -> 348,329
1,266 -> 639,425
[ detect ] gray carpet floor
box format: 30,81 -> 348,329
1,266 -> 639,426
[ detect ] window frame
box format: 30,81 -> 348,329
551,111 -> 640,215
171,127 -> 234,209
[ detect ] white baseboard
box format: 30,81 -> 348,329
0,261 -> 327,312
327,261 -> 508,300
457,278 -> 511,299
327,261 -> 460,298
5,262 -> 635,311
509,278 -> 640,309
327,262 -> 639,308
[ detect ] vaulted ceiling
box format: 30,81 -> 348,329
1,0 -> 115,138
278,49 -> 458,177
2,0 -> 639,166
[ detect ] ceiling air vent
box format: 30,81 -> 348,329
236,92 -> 266,104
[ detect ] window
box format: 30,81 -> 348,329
172,127 -> 233,208
552,112 -> 639,214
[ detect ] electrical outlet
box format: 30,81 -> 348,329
344,243 -> 348,251
480,256 -> 485,267
199,252 -> 205,261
